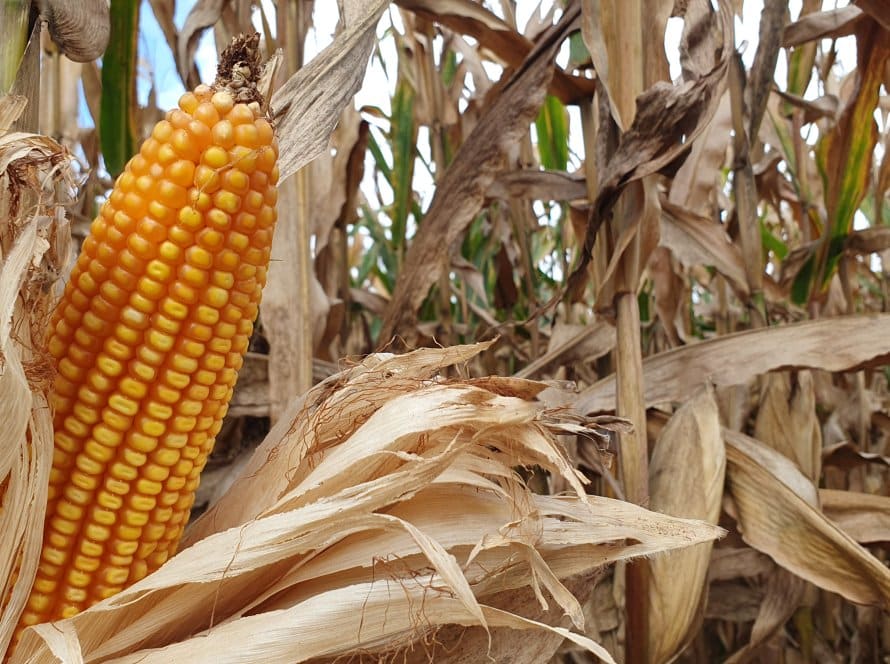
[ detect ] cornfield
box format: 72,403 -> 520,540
1,0 -> 889,662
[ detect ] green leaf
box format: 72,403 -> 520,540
812,22 -> 889,294
791,251 -> 816,305
389,77 -> 417,259
760,219 -> 788,260
535,95 -> 569,171
100,0 -> 140,178
567,31 -> 590,69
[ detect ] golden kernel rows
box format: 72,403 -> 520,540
20,84 -> 277,628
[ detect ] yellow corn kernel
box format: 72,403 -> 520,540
197,228 -> 225,251
94,424 -> 123,448
145,401 -> 173,421
109,394 -> 140,417
113,540 -> 139,557
203,145 -> 229,169
138,417 -> 166,438
84,441 -> 114,464
214,191 -> 241,214
170,354 -> 198,374
102,408 -> 131,431
137,477 -> 165,495
129,432 -> 158,454
146,329 -> 175,352
195,305 -> 220,326
211,90 -> 234,114
206,209 -> 231,231
119,377 -> 148,400
146,259 -> 173,282
153,383 -> 180,404
212,120 -> 235,148
163,368 -> 190,390
154,314 -> 181,336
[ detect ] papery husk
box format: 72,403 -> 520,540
15,344 -> 724,663
646,385 -> 725,663
0,115 -> 72,658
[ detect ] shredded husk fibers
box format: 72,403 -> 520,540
10,341 -> 722,663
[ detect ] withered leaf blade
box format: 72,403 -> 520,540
753,371 -> 821,481
782,5 -> 865,47
725,568 -> 807,664
177,0 -> 227,87
576,315 -> 890,414
820,489 -> 890,544
725,429 -> 890,609
566,0 -> 732,296
38,0 -> 110,62
395,0 -> 597,104
272,0 -> 390,182
660,197 -> 749,296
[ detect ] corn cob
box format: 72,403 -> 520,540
17,34 -> 277,630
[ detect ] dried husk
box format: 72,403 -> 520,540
0,111 -> 72,659
13,345 -> 724,663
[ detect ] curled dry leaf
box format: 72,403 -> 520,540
725,568 -> 807,664
647,385 -> 726,663
660,197 -> 749,296
13,343 -> 723,664
575,315 -> 890,414
514,320 -> 616,379
177,0 -> 228,88
782,5 -> 866,47
272,0 -> 391,182
725,429 -> 890,610
566,0 -> 732,296
486,169 -> 587,202
668,93 -> 732,216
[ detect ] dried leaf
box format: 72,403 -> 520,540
754,371 -> 821,480
725,568 -> 807,664
177,0 -> 227,87
272,0 -> 390,182
782,6 -> 865,47
567,0 -> 732,296
725,429 -> 890,609
487,169 -> 587,202
575,315 -> 890,414
660,197 -> 749,295
820,489 -> 890,544
37,0 -> 110,62
514,320 -> 615,379
669,93 -> 732,215
581,0 -> 673,131
0,131 -> 70,658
